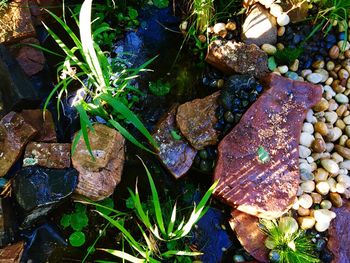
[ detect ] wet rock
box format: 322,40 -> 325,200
229,210 -> 269,262
176,92 -> 220,150
0,112 -> 37,177
0,45 -> 39,118
21,222 -> 67,262
213,74 -> 322,219
72,124 -> 125,201
12,167 -> 78,226
0,198 -> 18,247
242,4 -> 277,46
0,241 -> 24,262
206,40 -> 268,78
20,109 -> 56,142
327,199 -> 350,263
23,142 -> 71,169
0,0 -> 36,44
153,106 -> 197,179
8,38 -> 45,76
192,208 -> 233,263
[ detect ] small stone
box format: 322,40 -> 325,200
340,160 -> 350,170
311,192 -> 322,204
300,169 -> 314,181
335,93 -> 349,104
213,23 -> 227,35
315,221 -> 331,232
306,109 -> 317,123
225,21 -> 237,31
321,200 -> 332,209
312,138 -> 326,153
332,152 -> 344,163
328,177 -> 338,192
298,207 -> 310,216
325,111 -> 338,124
261,43 -> 277,55
316,181 -> 331,195
330,192 -> 343,207
289,59 -> 299,72
321,159 -> 340,174
269,3 -> 283,17
329,45 -> 340,59
315,69 -> 329,82
277,65 -> 288,74
307,73 -> 323,84
336,182 -> 346,193
299,194 -> 313,209
299,145 -> 311,158
314,168 -> 329,182
301,181 -> 315,193
337,174 -> 350,188
277,26 -> 285,36
336,120 -> 346,130
343,115 -> 350,125
336,104 -> 348,116
300,132 -> 315,147
276,12 -> 290,26
314,122 -> 329,136
335,144 -> 350,160
312,60 -> 325,69
338,40 -> 350,51
302,122 -> 314,134
338,69 -> 350,80
302,69 -> 312,78
298,216 -> 316,230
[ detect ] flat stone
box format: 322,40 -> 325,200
0,112 -> 37,177
176,92 -> 220,150
229,210 -> 269,262
23,142 -> 71,169
8,38 -> 45,76
0,241 -> 25,263
153,105 -> 197,179
20,109 -> 57,142
0,0 -> 36,44
213,74 -> 322,219
13,166 -> 78,227
242,4 -> 277,46
328,199 -> 350,263
206,40 -> 268,78
0,44 -> 39,118
72,124 -> 125,201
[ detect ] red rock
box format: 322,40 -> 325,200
9,38 -> 45,76
153,105 -> 197,179
328,199 -> 350,263
23,142 -> 71,169
0,241 -> 25,263
20,109 -> 57,142
205,40 -> 268,78
176,91 -> 220,150
0,0 -> 36,44
72,124 -> 125,201
213,74 -> 322,219
0,112 -> 37,177
230,210 -> 269,262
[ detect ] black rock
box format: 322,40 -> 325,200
13,167 -> 78,227
0,44 -> 40,118
0,197 -> 19,247
21,222 -> 67,263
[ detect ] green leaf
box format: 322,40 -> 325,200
96,197 -> 114,216
128,8 -> 138,20
60,214 -> 71,229
71,212 -> 89,231
69,231 -> 86,247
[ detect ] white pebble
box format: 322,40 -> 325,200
307,73 -> 323,84
299,145 -> 311,158
300,132 -> 315,147
316,181 -> 330,195
261,43 -> 277,55
298,194 -> 313,209
302,123 -> 314,134
321,159 -> 339,174
277,12 -> 290,26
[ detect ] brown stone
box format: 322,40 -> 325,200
0,0 -> 36,44
328,200 -> 350,263
0,241 -> 25,263
72,124 -> 125,201
8,38 -> 45,76
23,142 -> 71,169
153,105 -> 197,179
20,109 -> 56,142
312,138 -> 326,153
0,112 -> 37,177
335,145 -> 350,160
176,92 -> 220,150
213,74 -> 322,219
205,40 -> 268,78
280,1 -> 309,23
229,210 -> 269,262
242,4 -> 277,47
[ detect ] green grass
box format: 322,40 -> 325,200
260,217 -> 320,263
41,0 -> 158,155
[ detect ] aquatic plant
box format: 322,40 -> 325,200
94,159 -> 218,262
42,0 -> 158,154
148,79 -> 172,96
190,0 -> 215,33
260,217 -> 320,263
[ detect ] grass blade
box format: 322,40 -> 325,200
99,249 -> 144,263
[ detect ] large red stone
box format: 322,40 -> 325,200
0,112 -> 37,177
230,210 -> 269,262
153,105 -> 197,179
213,74 -> 322,219
327,199 -> 350,263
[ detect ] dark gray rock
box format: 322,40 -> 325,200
13,167 -> 78,227
0,198 -> 19,247
0,44 -> 39,118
